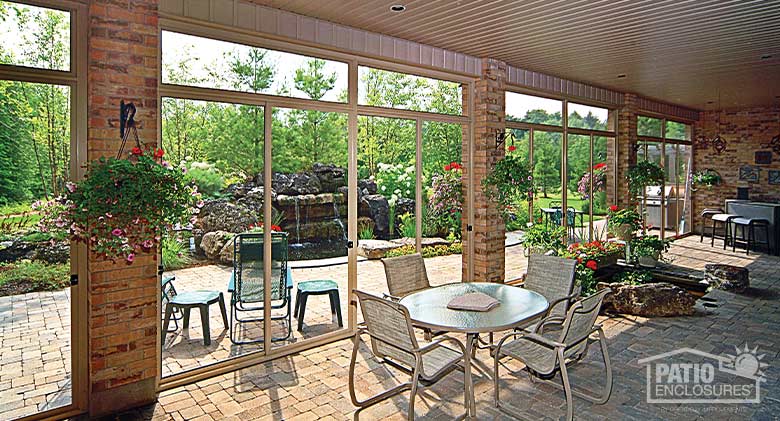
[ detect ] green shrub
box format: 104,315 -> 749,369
385,242 -> 463,258
613,270 -> 653,285
20,232 -> 54,243
398,212 -> 416,238
358,223 -> 374,240
0,202 -> 32,217
520,224 -> 567,253
185,162 -> 225,198
162,236 -> 193,270
0,261 -> 70,292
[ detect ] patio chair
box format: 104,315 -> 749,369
229,232 -> 293,345
381,253 -> 431,300
523,254 -> 579,323
161,275 -> 181,333
493,288 -> 613,421
349,290 -> 467,421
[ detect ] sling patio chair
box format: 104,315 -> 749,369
493,288 -> 613,421
523,254 -> 579,324
349,290 -> 467,421
228,232 -> 293,345
381,253 -> 431,301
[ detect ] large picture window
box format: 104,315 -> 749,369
358,66 -> 463,115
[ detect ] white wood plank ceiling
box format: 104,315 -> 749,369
252,0 -> 780,110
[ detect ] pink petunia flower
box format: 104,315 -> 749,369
111,228 -> 123,236
126,253 -> 135,263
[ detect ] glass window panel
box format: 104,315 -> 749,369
677,144 -> 692,235
567,134 -> 591,242
637,115 -> 663,137
532,131 -> 563,228
162,31 -> 348,103
663,143 -> 678,238
272,107 -> 348,349
506,92 -> 563,126
0,81 -> 72,418
358,66 -> 463,115
422,121 -> 463,241
666,120 -> 690,141
593,137 -> 612,240
161,98 -> 265,376
505,128 -> 530,282
0,1 -> 70,71
640,142 -> 663,235
568,102 -> 610,131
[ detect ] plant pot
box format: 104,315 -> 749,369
638,254 -> 659,268
614,223 -> 635,241
595,253 -> 620,268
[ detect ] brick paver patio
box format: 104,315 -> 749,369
4,236 -> 780,420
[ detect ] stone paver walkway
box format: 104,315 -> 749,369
121,236 -> 780,420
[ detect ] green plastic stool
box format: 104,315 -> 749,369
294,280 -> 342,331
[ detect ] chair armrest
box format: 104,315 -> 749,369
545,291 -> 579,316
415,334 -> 467,356
382,293 -> 402,302
534,316 -> 565,334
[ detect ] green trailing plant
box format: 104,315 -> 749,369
398,212 -> 416,238
481,154 -> 534,223
630,235 -> 671,261
63,147 -> 202,263
691,169 -> 722,189
613,269 -> 653,285
626,161 -> 665,197
385,242 -> 463,258
358,223 -> 375,240
520,224 -> 566,254
161,235 -> 193,270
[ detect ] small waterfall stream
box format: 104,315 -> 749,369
293,196 -> 301,244
332,196 -> 347,241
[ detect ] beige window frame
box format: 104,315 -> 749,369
0,0 -> 89,419
157,18 -> 475,391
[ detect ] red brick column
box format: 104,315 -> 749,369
463,58 -> 506,283
614,93 -> 639,208
87,0 -> 159,415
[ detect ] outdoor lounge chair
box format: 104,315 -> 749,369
228,232 -> 293,345
349,290 -> 467,420
381,253 -> 431,300
493,288 -> 613,421
523,254 -> 579,322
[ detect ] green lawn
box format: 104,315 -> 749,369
534,192 -> 606,225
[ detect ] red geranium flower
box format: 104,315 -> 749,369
593,162 -> 607,170
444,164 -> 452,171
586,260 -> 598,271
576,258 -> 583,264
609,205 -> 619,212
131,147 -> 142,156
508,145 -> 517,152
271,225 -> 282,232
154,148 -> 165,158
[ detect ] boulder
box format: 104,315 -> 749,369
198,200 -> 258,233
0,241 -> 36,263
357,239 -> 403,259
358,179 -> 378,195
218,240 -> 236,265
391,237 -> 450,247
200,230 -> 233,260
225,180 -> 257,198
29,242 -> 70,264
704,264 -> 749,293
359,195 -> 390,239
235,186 -> 266,214
396,198 -> 415,218
273,172 -> 322,195
597,282 -> 696,317
312,163 -> 346,192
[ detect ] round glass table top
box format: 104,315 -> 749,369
399,282 -> 549,333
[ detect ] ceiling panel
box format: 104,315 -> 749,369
251,0 -> 780,110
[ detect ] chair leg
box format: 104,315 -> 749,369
218,293 -> 229,330
348,331 -> 412,409
199,305 -> 211,346
297,293 -> 308,332
711,221 -> 717,247
183,307 -> 191,329
162,303 -> 174,343
407,358 -> 422,421
294,289 -> 301,318
558,348 -> 574,421
330,291 -> 343,327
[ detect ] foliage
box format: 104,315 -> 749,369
375,163 -> 415,205
577,162 -> 606,200
692,169 -> 722,188
398,212 -> 416,238
607,206 -> 643,238
626,161 -> 665,196
482,154 -> 534,223
384,242 -> 463,258
64,148 -> 201,262
630,235 -> 670,260
358,222 -> 374,240
161,236 -> 193,270
31,198 -> 69,240
613,269 -> 653,285
566,240 -> 625,260
559,240 -> 624,295
0,260 -> 69,292
520,224 -> 566,253
183,161 -> 225,198
20,231 -> 54,243
0,212 -> 38,235
427,163 -> 463,238
246,222 -> 283,233
0,202 -> 32,216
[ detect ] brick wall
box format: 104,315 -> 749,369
692,106 -> 780,231
463,58 -> 506,283
87,0 -> 159,415
613,93 -> 639,208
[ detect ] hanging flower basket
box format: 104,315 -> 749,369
691,168 -> 722,190
481,154 -> 534,223
626,161 -> 665,197
63,146 -> 202,263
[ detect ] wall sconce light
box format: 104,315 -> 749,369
495,129 -> 515,150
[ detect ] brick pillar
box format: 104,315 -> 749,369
87,0 -> 159,416
463,58 -> 506,283
615,93 -> 639,208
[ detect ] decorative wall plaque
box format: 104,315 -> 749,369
769,170 -> 780,185
755,151 -> 773,165
739,165 -> 761,183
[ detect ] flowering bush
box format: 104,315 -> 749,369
577,162 -> 606,200
247,222 -> 283,233
376,163 -> 416,206
607,206 -> 643,239
32,198 -> 69,241
64,147 -> 201,263
482,154 -> 534,223
560,240 -> 625,294
691,169 -> 722,189
428,163 -> 463,238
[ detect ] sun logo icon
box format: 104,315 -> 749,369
723,344 -> 768,380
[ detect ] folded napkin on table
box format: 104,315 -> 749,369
447,292 -> 500,312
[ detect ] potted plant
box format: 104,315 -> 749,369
63,146 -> 201,263
482,153 -> 534,224
630,235 -> 670,268
566,240 -> 625,269
626,161 -> 665,198
607,206 -> 643,241
691,169 -> 722,190
520,224 -> 566,256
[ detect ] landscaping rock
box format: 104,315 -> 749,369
396,198 -> 415,218
200,231 -> 233,260
29,242 -> 70,264
273,172 -> 322,195
597,282 -> 697,317
312,163 -> 346,192
358,179 -> 378,195
704,264 -> 749,293
0,241 -> 36,263
218,240 -> 236,265
357,239 -> 403,259
391,237 -> 450,247
199,200 -> 258,233
359,195 -> 390,239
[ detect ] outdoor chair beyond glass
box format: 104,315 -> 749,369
381,253 -> 431,300
161,276 -> 181,333
349,290 -> 467,421
493,288 -> 613,421
229,232 -> 292,345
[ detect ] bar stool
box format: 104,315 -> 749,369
730,217 -> 772,255
710,213 -> 739,249
700,208 -> 724,242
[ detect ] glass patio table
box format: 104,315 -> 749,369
400,282 -> 549,417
